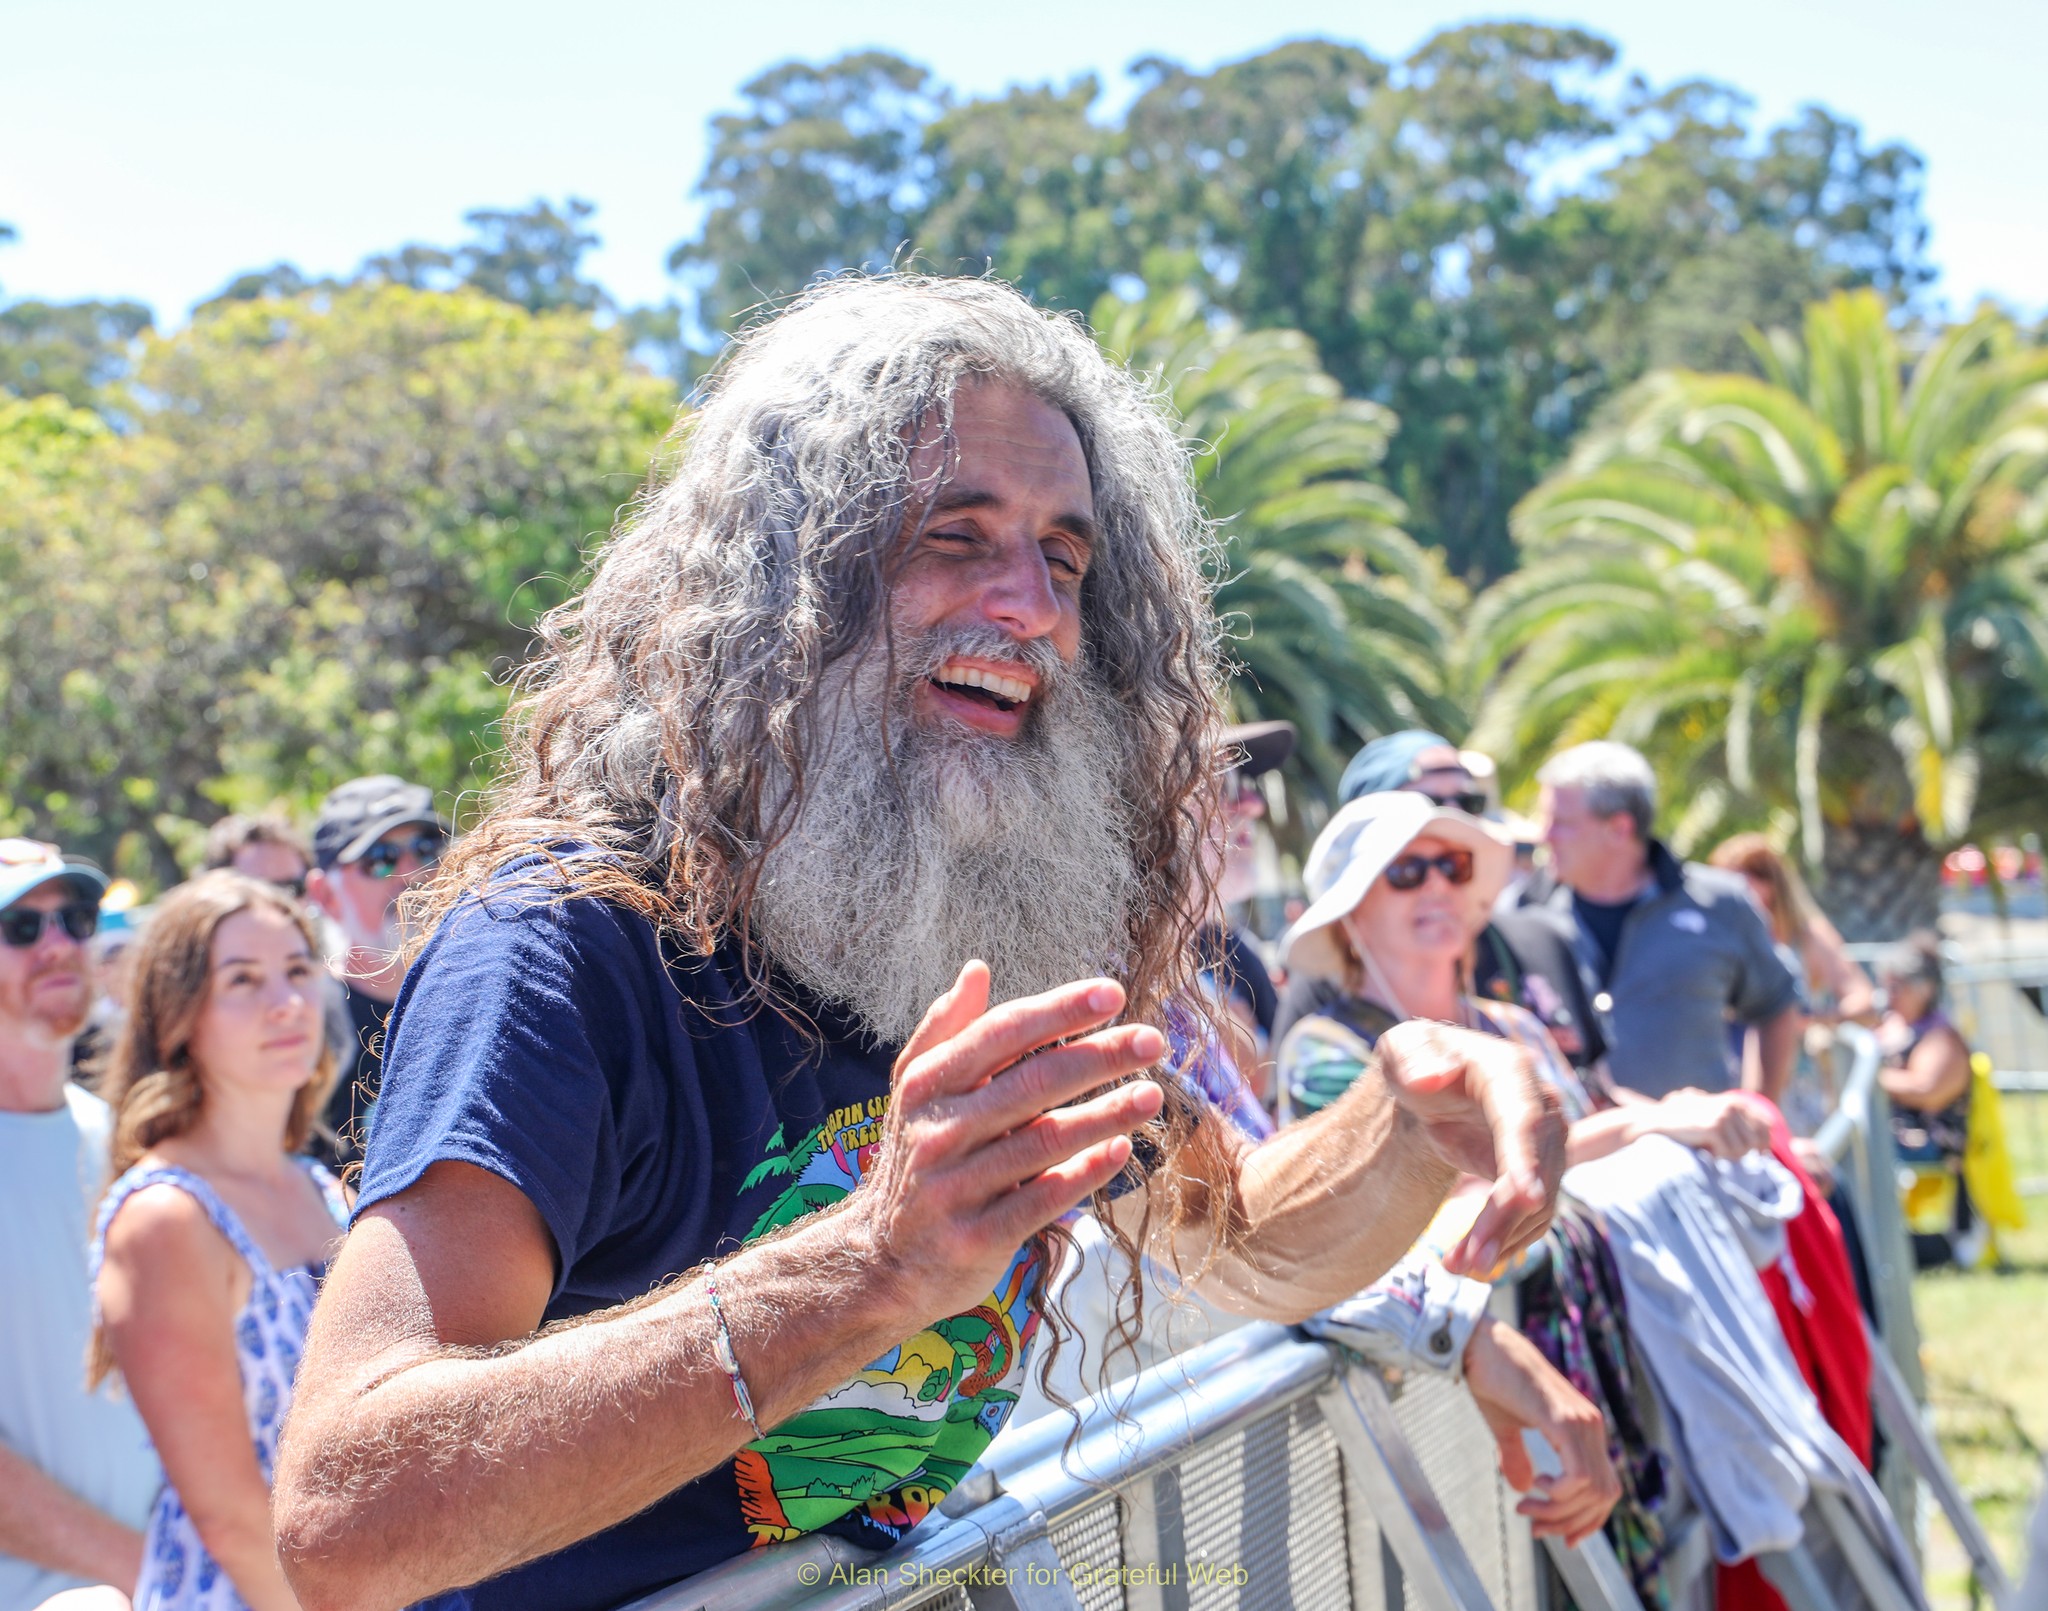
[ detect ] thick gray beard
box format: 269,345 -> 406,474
751,641 -> 1141,1046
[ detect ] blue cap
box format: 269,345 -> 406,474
1338,731 -> 1457,806
0,838 -> 110,913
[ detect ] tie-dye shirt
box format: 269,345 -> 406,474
361,859 -> 1045,1611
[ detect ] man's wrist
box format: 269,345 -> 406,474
1390,1102 -> 1461,1199
700,1209 -> 934,1429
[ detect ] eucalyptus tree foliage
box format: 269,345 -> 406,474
671,32 -> 1930,578
1468,291 -> 2048,935
0,287 -> 674,885
1094,285 -> 1465,798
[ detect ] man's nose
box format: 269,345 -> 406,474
33,921 -> 84,958
977,548 -> 1062,642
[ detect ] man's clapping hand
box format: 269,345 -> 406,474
844,962 -> 1166,1326
1374,1021 -> 1568,1278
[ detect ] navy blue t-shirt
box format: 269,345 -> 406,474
356,864 -> 1046,1611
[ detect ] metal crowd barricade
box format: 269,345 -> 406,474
639,1023 -> 1990,1611
637,1316 -> 1638,1611
1819,1024 -> 2016,1608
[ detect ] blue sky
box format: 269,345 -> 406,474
4,0 -> 2043,326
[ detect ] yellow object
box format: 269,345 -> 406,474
1901,1167 -> 1957,1236
1964,1052 -> 2027,1234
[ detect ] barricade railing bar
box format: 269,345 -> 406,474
639,1024 -> 1977,1611
1823,1024 -> 2014,1608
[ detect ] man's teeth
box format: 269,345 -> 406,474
936,666 -> 1034,703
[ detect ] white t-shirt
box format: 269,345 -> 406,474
0,1084 -> 161,1610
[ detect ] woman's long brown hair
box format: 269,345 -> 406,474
88,871 -> 337,1388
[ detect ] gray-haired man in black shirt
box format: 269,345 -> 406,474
1516,742 -> 1802,1103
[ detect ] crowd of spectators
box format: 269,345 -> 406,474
0,275 -> 2021,1611
0,776 -> 444,1610
2,729 -> 1978,1611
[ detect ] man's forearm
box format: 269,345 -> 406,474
0,1440 -> 144,1590
276,1210 -> 925,1611
1750,1006 -> 1801,1104
1132,1064 -> 1457,1323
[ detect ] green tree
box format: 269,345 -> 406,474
0,223 -> 154,411
671,53 -> 945,332
913,77 -> 1122,311
1094,284 -> 1463,794
1468,291 -> 2048,937
0,296 -> 154,410
1573,87 -> 1930,379
203,197 -> 612,318
447,197 -> 607,314
0,285 -> 676,882
667,33 -> 1931,580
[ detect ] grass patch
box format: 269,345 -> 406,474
1915,1090 -> 2048,1609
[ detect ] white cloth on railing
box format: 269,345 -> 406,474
1703,1147 -> 1804,1269
1302,1249 -> 1493,1378
1565,1136 -> 1927,1608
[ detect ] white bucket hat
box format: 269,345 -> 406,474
1280,791 -> 1514,984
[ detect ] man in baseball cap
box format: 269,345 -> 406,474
1198,721 -> 1297,1098
305,778 -> 451,1168
0,840 -> 159,1605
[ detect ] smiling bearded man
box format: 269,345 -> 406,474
273,276 -> 1566,1611
752,615 -> 1140,1044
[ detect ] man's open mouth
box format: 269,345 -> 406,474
929,658 -> 1037,714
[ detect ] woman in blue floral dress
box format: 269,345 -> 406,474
88,872 -> 348,1610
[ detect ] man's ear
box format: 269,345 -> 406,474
306,866 -> 340,920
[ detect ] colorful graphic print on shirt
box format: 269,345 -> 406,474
729,1093 -> 1043,1550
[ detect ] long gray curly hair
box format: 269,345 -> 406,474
416,274 -> 1241,1365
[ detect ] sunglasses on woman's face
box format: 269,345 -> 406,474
1383,850 -> 1476,892
0,901 -> 100,948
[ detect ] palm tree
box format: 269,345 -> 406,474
1467,291 -> 2048,937
1092,285 -> 1465,795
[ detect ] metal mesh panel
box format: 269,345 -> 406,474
1339,1455 -> 1395,1611
1168,1399 -> 1352,1610
1054,1497 -> 1128,1611
897,1587 -> 970,1611
1387,1373 -> 1539,1611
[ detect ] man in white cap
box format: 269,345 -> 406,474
0,839 -> 159,1610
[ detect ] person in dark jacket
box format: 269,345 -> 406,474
1516,742 -> 1801,1103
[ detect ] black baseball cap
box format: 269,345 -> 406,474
312,776 -> 449,870
1221,720 -> 1297,779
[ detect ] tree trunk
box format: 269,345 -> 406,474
1813,820 -> 1943,943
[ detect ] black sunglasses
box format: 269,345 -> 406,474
354,831 -> 447,880
1,901 -> 100,948
1383,850 -> 1476,891
1411,786 -> 1491,817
